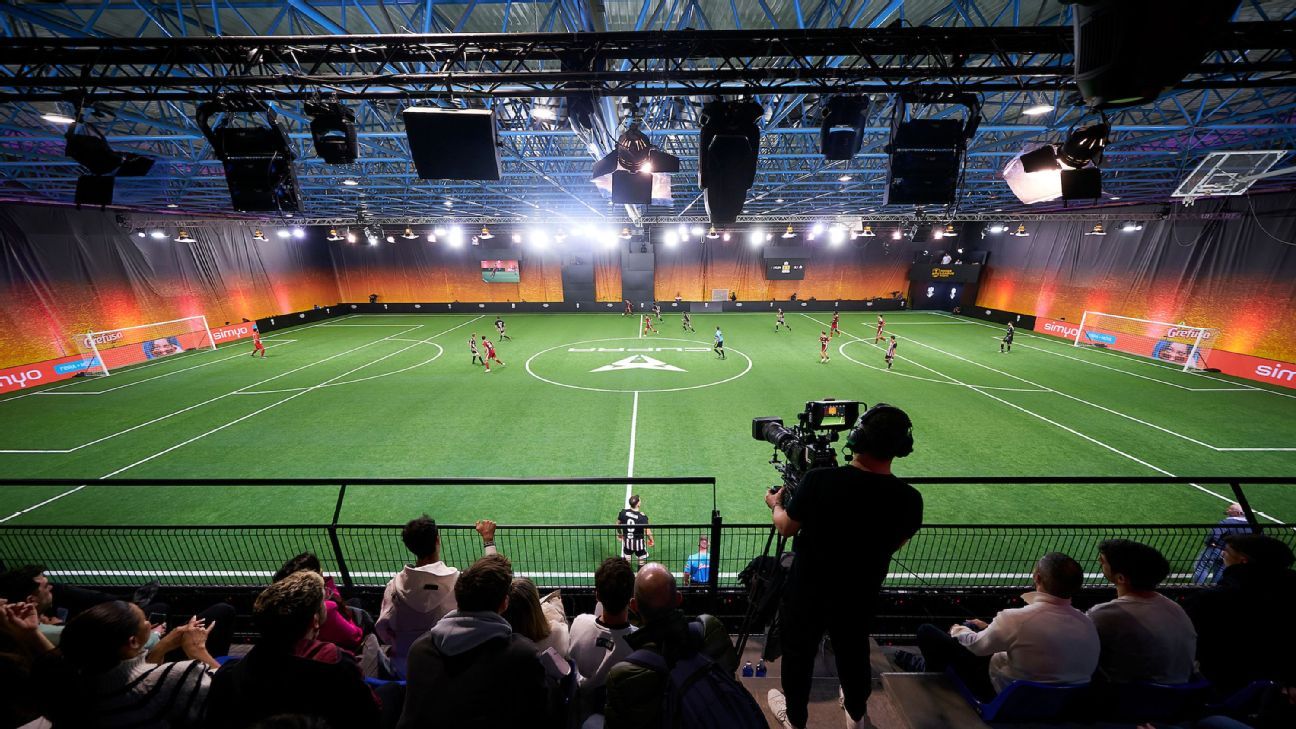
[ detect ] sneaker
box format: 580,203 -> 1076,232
766,689 -> 797,729
840,687 -> 875,729
892,649 -> 926,673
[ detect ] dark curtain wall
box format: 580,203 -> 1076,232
975,194 -> 1296,362
655,236 -> 913,301
0,205 -> 339,368
328,239 -> 563,303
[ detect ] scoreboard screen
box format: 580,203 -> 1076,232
765,259 -> 807,280
481,259 -> 521,283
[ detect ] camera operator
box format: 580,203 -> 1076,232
763,404 -> 923,729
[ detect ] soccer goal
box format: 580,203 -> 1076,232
76,315 -> 216,376
1073,311 -> 1219,372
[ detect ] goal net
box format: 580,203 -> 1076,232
75,316 -> 216,376
1073,311 -> 1219,372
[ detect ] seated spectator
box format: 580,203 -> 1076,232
1087,539 -> 1196,684
1,599 -> 57,727
504,577 -> 570,659
273,553 -> 364,653
397,554 -> 548,728
570,558 -> 637,724
376,516 -> 498,678
899,553 -> 1099,700
43,600 -> 218,727
682,537 -> 710,587
0,566 -> 159,647
604,563 -> 737,729
1187,534 -> 1296,693
207,571 -> 383,729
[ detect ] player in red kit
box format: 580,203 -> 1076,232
874,314 -> 886,343
250,327 -> 266,358
642,314 -> 657,335
623,299 -> 633,317
819,330 -> 830,363
830,310 -> 841,338
481,337 -> 505,372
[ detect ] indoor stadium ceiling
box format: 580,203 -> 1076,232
1,0 -> 1295,225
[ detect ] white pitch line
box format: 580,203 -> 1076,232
33,341 -> 295,396
626,391 -> 640,509
0,486 -> 88,522
810,314 -> 1286,524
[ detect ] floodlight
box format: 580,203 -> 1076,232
306,102 -> 358,164
1121,221 -> 1143,232
252,229 -> 268,241
861,225 -> 876,238
828,226 -> 846,245
690,226 -> 704,238
1012,224 -> 1030,237
136,231 -> 146,238
276,229 -> 291,239
1085,223 -> 1108,236
434,227 -> 448,237
402,227 -> 418,240
811,222 -> 826,236
386,235 -> 396,243
706,226 -> 720,240
591,121 -> 680,205
782,225 -> 797,239
327,229 -> 345,241
1059,124 -> 1110,169
42,113 -> 76,125
664,231 -> 679,247
342,179 -> 359,186
174,230 -> 196,243
150,230 -> 167,240
944,223 -> 957,237
512,233 -> 522,243
749,228 -> 764,246
722,232 -> 731,242
891,229 -> 903,240
346,231 -> 356,243
530,230 -> 550,248
427,233 -> 436,243
1023,104 -> 1055,116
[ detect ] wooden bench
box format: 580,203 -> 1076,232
882,672 -> 992,729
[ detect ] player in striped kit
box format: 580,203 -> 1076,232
469,333 -> 483,366
616,494 -> 654,568
775,308 -> 791,332
885,335 -> 898,370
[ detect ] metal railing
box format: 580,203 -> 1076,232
1,477 -> 1292,598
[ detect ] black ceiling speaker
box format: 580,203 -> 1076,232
74,175 -> 115,208
820,96 -> 870,161
307,101 -> 358,164
403,108 -> 501,180
1066,0 -> 1242,110
884,93 -> 981,206
698,99 -> 763,225
196,94 -> 299,212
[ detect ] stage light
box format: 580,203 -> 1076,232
722,232 -> 731,242
1122,221 -> 1143,232
135,231 -> 145,238
811,222 -> 826,236
828,226 -> 846,245
531,106 -> 558,122
252,229 -> 268,241
599,229 -> 618,248
776,198 -> 785,203
988,223 -> 1008,234
933,228 -> 945,240
664,231 -> 679,247
305,102 -> 358,165
861,225 -> 876,238
591,121 -> 680,205
276,229 -> 291,239
196,94 -> 298,211
944,223 -> 957,237
1059,124 -> 1109,169
342,179 -> 358,186
1086,223 -> 1108,236
699,99 -> 763,224
346,231 -> 356,243
706,226 -> 720,239
512,233 -> 522,243
782,225 -> 797,239
678,223 -> 689,240
41,113 -> 76,125
444,200 -> 454,208
65,123 -> 155,182
1012,224 -> 1030,237
891,229 -> 903,241
385,235 -> 395,243
821,95 -> 870,160
885,92 -> 980,205
174,230 -> 196,243
166,203 -> 179,209
150,230 -> 167,240
400,227 -> 417,240
365,227 -> 380,245
434,227 -> 448,237
838,174 -> 853,182
1023,104 -> 1055,116
530,230 -> 550,248
619,227 -> 633,240
327,229 -> 344,241
749,228 -> 764,247
426,233 -> 436,242
690,226 -> 704,238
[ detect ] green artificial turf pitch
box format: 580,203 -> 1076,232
0,310 -> 1293,586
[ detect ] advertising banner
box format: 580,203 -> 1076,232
0,354 -> 100,395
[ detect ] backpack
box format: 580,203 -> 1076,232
623,621 -> 767,729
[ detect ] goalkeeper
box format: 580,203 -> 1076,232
999,323 -> 1014,353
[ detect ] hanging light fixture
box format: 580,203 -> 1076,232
346,230 -> 357,243
706,226 -> 720,239
252,229 -> 268,241
554,230 -> 568,243
479,226 -> 494,240
891,228 -> 903,240
944,223 -> 957,237
861,225 -> 876,238
326,228 -> 345,241
619,227 -> 633,240
174,229 -> 196,243
1012,223 -> 1030,237
402,227 -> 418,240
1085,223 -> 1107,236
781,225 -> 797,239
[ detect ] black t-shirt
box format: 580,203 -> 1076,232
784,465 -> 923,597
617,508 -> 649,540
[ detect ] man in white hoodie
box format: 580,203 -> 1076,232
376,515 -> 499,678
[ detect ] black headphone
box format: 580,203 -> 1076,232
844,402 -> 914,459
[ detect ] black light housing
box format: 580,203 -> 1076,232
698,98 -> 764,225
196,94 -> 300,212
591,122 -> 680,205
1059,123 -> 1109,169
820,96 -> 870,160
65,123 -> 155,178
306,101 -> 358,164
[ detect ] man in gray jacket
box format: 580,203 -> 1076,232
376,515 -> 498,678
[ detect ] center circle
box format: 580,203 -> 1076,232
525,337 -> 753,393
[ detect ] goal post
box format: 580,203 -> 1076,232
1073,311 -> 1218,372
76,315 -> 216,376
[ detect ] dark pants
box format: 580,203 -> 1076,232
779,594 -> 874,727
51,583 -> 124,618
916,623 -> 995,701
148,602 -> 237,660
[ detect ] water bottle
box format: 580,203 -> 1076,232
755,660 -> 767,677
741,661 -> 754,677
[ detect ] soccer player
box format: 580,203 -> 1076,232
681,312 -> 695,332
250,327 -> 266,358
469,333 -> 484,366
481,336 -> 504,372
494,316 -> 511,341
819,330 -> 831,363
651,302 -> 662,321
830,310 -> 841,338
775,308 -> 790,332
885,335 -> 898,369
623,299 -> 633,317
874,314 -> 886,344
617,494 -> 654,568
1000,322 -> 1015,353
713,327 -> 726,360
642,314 -> 657,335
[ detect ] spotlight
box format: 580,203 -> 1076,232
699,99 -> 763,224
678,223 -> 690,240
196,94 -> 298,211
838,175 -> 853,182
933,228 -> 945,240
811,222 -> 826,236
166,203 -> 179,208
342,179 -> 359,186
402,227 -> 418,240
749,228 -> 765,247
386,235 -> 396,243
530,230 -> 550,248
66,123 -> 154,178
944,223 -> 957,237
252,229 -> 268,241
820,96 -> 870,160
476,226 -> 493,240
174,230 -> 196,243
150,230 -> 167,240
41,113 -> 76,125
988,223 -> 1007,234
690,226 -> 704,238
444,200 -> 454,208
276,229 -> 291,239
325,229 -> 343,241
1059,123 -> 1110,169
434,227 -> 448,237
591,120 -> 680,205
598,229 -> 618,248
306,102 -> 358,164
512,233 -> 522,243
722,232 -> 731,242
1086,223 -> 1108,236
1012,224 -> 1030,237
885,91 -> 981,205
664,231 -> 679,247
365,227 -> 380,245
136,231 -> 146,238
288,227 -> 303,239
706,226 -> 720,239
891,229 -> 903,241
619,227 -> 633,240
427,233 -> 436,243
1121,221 -> 1143,232
1023,104 -> 1055,116
531,106 -> 559,122
346,231 -> 356,243
782,225 -> 797,239
861,225 -> 876,238
828,226 -> 846,245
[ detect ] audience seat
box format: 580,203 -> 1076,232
1205,680 -> 1278,716
1093,678 -> 1211,721
945,670 -> 1090,722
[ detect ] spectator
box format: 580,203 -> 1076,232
682,537 -> 710,587
376,516 -> 498,678
207,571 -> 383,729
1186,534 -> 1296,693
570,558 -> 637,723
899,553 -> 1100,701
1,599 -> 57,726
44,600 -> 218,727
273,553 -> 364,653
397,554 -> 547,728
1192,504 -> 1251,585
0,565 -> 159,647
1087,539 -> 1196,684
603,564 -> 737,729
765,404 -> 922,729
503,577 -> 570,659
